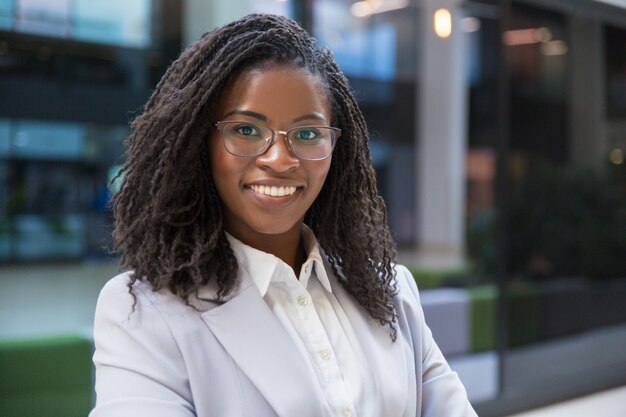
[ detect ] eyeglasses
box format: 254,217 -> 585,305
214,121 -> 341,161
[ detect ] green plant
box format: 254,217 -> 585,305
506,162 -> 626,280
466,209 -> 497,275
466,162 -> 626,280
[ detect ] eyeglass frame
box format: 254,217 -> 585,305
214,121 -> 342,161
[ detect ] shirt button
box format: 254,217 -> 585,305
341,408 -> 352,417
305,264 -> 311,273
320,349 -> 332,360
297,295 -> 308,306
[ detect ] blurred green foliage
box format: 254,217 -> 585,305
407,267 -> 468,289
468,162 -> 626,280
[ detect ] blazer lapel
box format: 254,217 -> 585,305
329,269 -> 409,416
200,285 -> 327,417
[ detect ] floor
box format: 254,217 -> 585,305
504,385 -> 626,417
0,261 -> 118,338
473,323 -> 626,416
1,261 -> 625,417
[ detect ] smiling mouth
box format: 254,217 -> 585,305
249,185 -> 299,197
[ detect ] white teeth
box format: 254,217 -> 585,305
250,185 -> 297,197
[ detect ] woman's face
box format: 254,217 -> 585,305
209,65 -> 333,244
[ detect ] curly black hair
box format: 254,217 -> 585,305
113,14 -> 399,339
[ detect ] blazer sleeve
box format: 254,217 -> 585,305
89,274 -> 195,417
396,265 -> 479,417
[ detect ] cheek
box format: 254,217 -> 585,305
309,158 -> 332,193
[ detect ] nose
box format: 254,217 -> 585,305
255,133 -> 300,173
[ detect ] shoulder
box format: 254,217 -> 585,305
98,270 -> 141,299
390,264 -> 429,337
95,271 -> 192,325
319,254 -> 420,305
96,271 -> 136,314
97,271 -> 157,309
93,272 -> 196,365
392,263 -> 421,303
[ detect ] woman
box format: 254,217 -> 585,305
90,14 -> 477,417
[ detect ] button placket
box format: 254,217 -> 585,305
320,349 -> 332,361
297,294 -> 308,306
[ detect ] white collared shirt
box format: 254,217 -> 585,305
226,228 -> 375,417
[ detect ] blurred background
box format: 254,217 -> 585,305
0,0 -> 624,416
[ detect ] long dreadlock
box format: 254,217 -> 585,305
113,13 -> 399,339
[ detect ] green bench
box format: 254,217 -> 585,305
468,285 -> 497,352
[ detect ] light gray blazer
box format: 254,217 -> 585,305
90,259 -> 477,417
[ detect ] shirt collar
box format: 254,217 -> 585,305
225,225 -> 332,297
225,232 -> 278,297
300,225 -> 332,293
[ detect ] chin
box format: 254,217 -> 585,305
251,222 -> 300,236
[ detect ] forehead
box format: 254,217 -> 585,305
217,65 -> 331,123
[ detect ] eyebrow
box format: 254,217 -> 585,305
292,113 -> 327,123
223,110 -> 327,124
223,110 -> 267,121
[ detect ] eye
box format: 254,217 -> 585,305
234,124 -> 261,137
295,128 -> 320,140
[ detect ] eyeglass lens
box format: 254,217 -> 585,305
219,122 -> 336,160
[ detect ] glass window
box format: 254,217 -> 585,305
466,3 -> 626,414
5,0 -> 152,48
251,0 -> 290,16
73,0 -> 151,47
0,0 -> 14,29
15,0 -> 72,37
313,0 -> 418,244
1,119 -> 125,261
605,25 -> 626,120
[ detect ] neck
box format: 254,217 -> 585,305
226,222 -> 306,274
